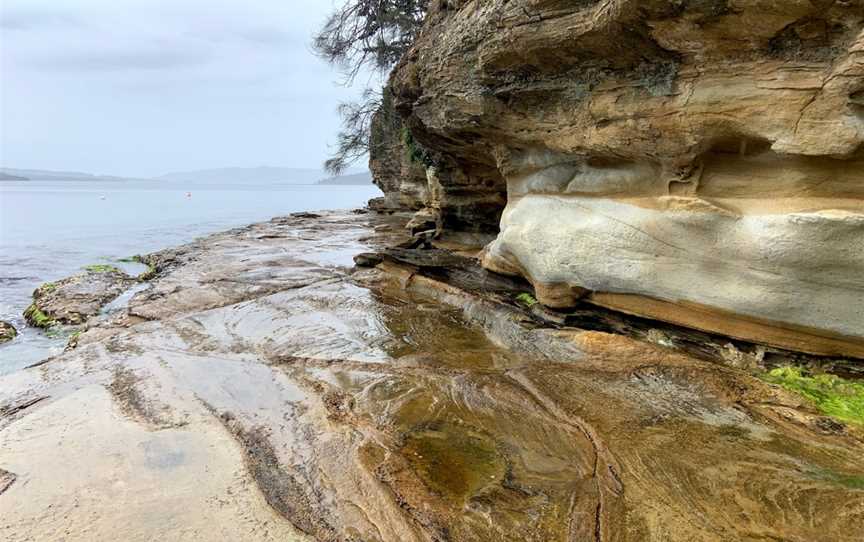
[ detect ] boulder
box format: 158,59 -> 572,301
0,321 -> 16,343
24,266 -> 137,328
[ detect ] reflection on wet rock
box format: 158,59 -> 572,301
1,211 -> 863,541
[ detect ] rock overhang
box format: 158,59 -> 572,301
373,0 -> 864,356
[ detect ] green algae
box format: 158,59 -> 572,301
803,466 -> 864,490
762,366 -> 864,426
84,264 -> 122,273
118,255 -> 157,281
40,282 -> 57,293
0,322 -> 16,343
137,262 -> 157,281
817,470 -> 864,490
26,280 -> 60,329
24,303 -> 55,329
516,292 -> 538,307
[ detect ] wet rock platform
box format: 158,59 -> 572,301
1,210 -> 863,542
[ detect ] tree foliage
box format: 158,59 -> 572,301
314,0 -> 429,82
323,89 -> 382,175
314,0 -> 429,174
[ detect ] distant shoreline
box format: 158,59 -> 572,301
316,171 -> 373,186
1,166 -> 372,185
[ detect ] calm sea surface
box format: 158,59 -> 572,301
0,178 -> 380,372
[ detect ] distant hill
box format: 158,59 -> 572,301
157,166 -> 328,184
0,168 -> 135,181
317,172 -> 373,185
0,172 -> 28,181
1,166 -> 372,184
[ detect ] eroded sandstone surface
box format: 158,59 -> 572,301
377,0 -> 864,357
2,211 -> 863,541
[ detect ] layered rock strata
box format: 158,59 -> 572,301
378,0 -> 864,357
368,92 -> 429,211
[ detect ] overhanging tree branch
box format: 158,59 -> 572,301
314,0 -> 429,174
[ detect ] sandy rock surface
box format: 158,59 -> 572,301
1,211 -> 863,541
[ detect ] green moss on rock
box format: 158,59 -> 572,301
84,264 -> 123,274
516,292 -> 538,307
817,469 -> 864,490
118,255 -> 157,281
762,366 -> 864,426
0,321 -> 17,343
137,261 -> 157,281
24,303 -> 55,329
401,126 -> 435,168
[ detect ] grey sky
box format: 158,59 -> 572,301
0,0 -> 374,177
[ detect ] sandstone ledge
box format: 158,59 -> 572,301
373,0 -> 864,356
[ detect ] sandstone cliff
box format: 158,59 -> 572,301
371,0 -> 864,357
369,92 -> 429,211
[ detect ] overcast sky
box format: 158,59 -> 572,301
0,0 -> 374,177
